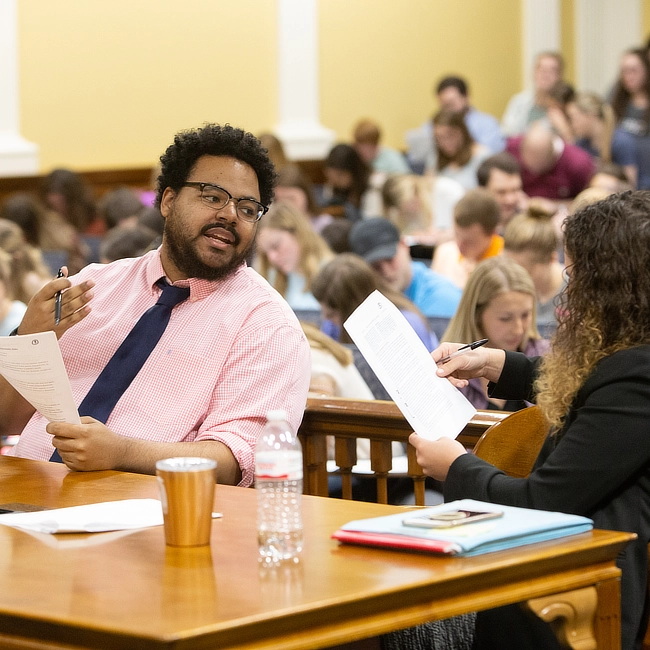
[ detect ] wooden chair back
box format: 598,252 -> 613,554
472,405 -> 549,478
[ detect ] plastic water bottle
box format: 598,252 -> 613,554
255,410 -> 303,563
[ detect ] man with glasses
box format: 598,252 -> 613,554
2,124 -> 311,487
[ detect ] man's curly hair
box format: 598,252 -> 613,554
535,190 -> 650,429
155,123 -> 276,208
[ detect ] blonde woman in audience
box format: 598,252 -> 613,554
0,219 -> 51,304
256,201 -> 334,310
429,110 -> 491,190
0,249 -> 27,336
312,253 -> 438,352
503,201 -> 565,333
442,256 -> 548,410
381,173 -> 464,248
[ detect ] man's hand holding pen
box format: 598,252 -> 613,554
15,268 -> 95,338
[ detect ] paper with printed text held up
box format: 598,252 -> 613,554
0,331 -> 80,425
344,291 -> 476,440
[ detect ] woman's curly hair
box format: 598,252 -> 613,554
535,191 -> 650,429
155,123 -> 276,208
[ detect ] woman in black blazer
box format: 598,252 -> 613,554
408,191 -> 650,650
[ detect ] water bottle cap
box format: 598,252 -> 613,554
266,409 -> 288,422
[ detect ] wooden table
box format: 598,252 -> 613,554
0,456 -> 635,650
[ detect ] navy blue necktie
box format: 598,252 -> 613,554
50,279 -> 190,462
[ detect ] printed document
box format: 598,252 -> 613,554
0,331 -> 80,424
344,291 -> 475,440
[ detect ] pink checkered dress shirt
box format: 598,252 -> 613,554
11,250 -> 311,486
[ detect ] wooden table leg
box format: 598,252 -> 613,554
524,586 -> 598,650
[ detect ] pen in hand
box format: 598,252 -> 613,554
437,338 -> 488,365
54,268 -> 64,326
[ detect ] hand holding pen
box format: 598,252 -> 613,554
436,338 -> 488,365
54,268 -> 65,325
433,340 -> 506,388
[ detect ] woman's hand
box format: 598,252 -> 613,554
432,343 -> 506,388
409,433 -> 466,481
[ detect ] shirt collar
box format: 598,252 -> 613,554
144,248 -> 247,302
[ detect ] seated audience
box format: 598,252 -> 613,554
312,253 -> 438,351
275,164 -> 333,233
588,160 -> 633,193
256,201 -> 334,310
544,79 -> 576,141
319,219 -> 352,254
503,201 -> 565,333
318,143 -> 372,221
403,191 -> 650,650
441,256 -> 548,411
0,249 -> 27,336
429,111 -> 491,190
476,152 -> 527,229
98,187 -> 145,230
0,219 -> 51,304
258,133 -> 289,170
381,173 -> 464,248
566,92 -> 637,187
0,193 -> 88,274
300,320 -> 374,400
352,119 -> 410,174
405,75 -> 504,173
611,48 -> 650,189
349,218 -> 461,318
40,168 -> 104,235
501,51 -> 565,137
506,121 -> 595,201
99,224 -> 159,264
432,189 -> 504,289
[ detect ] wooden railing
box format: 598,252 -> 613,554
298,396 -> 509,505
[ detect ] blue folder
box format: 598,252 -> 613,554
332,499 -> 593,556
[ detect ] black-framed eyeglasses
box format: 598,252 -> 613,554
183,182 -> 268,223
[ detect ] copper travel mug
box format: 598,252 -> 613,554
156,457 -> 217,547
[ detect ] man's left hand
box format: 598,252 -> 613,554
408,433 -> 466,481
46,418 -> 126,471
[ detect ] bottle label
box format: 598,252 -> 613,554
255,450 -> 303,480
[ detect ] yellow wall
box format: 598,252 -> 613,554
17,1 -> 524,171
319,0 -> 522,152
18,0 -> 277,171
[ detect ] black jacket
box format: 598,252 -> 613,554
444,347 -> 650,649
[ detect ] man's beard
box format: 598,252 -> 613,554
163,209 -> 255,281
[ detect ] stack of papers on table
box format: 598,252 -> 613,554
332,499 -> 593,557
0,499 -> 163,534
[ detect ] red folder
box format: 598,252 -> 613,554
332,529 -> 462,554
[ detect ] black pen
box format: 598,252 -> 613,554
437,338 -> 488,365
54,268 -> 64,326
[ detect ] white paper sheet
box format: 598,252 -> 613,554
344,291 -> 476,440
0,331 -> 80,424
0,499 -> 164,534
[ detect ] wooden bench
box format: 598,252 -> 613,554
298,396 -> 509,505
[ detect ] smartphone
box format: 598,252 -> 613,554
402,509 -> 503,529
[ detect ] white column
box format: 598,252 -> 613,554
274,0 -> 335,161
522,0 -> 561,87
576,0 -> 641,96
0,0 -> 39,176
